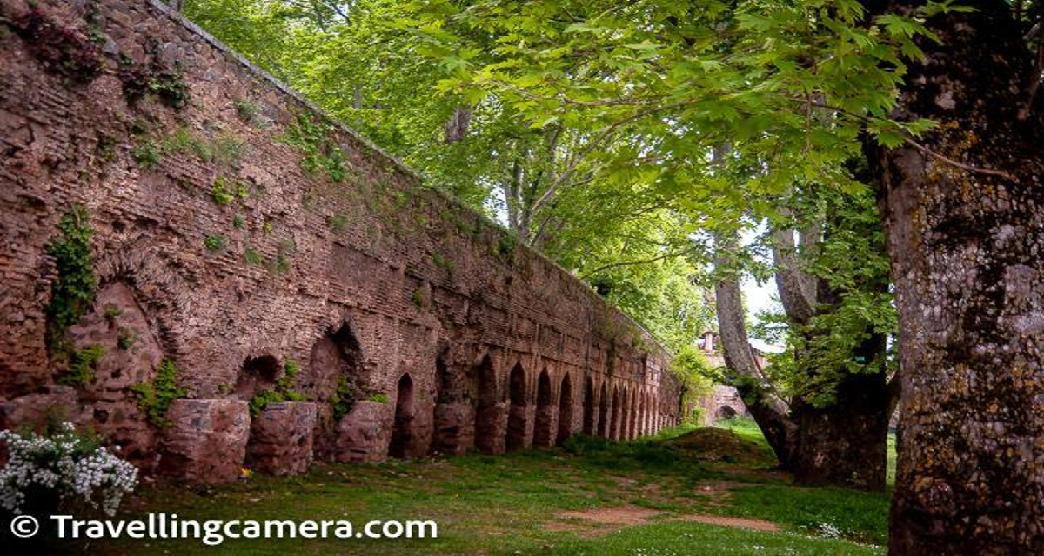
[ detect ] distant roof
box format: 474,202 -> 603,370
749,339 -> 785,354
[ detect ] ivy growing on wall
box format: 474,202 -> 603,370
45,206 -> 97,354
249,357 -> 306,416
58,344 -> 105,387
282,113 -> 348,183
130,358 -> 188,428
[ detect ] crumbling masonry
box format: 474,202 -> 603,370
0,0 -> 683,482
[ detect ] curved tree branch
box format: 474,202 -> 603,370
772,225 -> 817,325
714,233 -> 798,469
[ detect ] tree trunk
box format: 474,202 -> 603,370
714,239 -> 800,470
718,233 -> 890,489
792,337 -> 890,491
876,1 -> 1044,552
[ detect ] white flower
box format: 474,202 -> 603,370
0,424 -> 138,516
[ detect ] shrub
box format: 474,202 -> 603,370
330,375 -> 356,421
204,234 -> 226,252
249,357 -> 306,416
130,359 -> 187,428
0,423 -> 138,517
58,345 -> 104,387
116,327 -> 136,350
244,246 -> 263,265
45,207 -> 97,352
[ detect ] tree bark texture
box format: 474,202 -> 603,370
877,1 -> 1044,552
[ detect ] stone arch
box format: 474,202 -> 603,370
582,376 -> 595,435
634,388 -> 643,436
556,373 -> 573,445
471,354 -> 500,454
611,385 -> 622,440
62,280 -> 167,468
533,369 -> 554,448
505,363 -> 528,452
629,387 -> 639,440
306,321 -> 365,460
597,381 -> 609,438
389,373 -> 415,458
715,405 -> 738,420
430,349 -> 462,454
304,321 -> 363,405
93,245 -> 187,359
235,355 -> 280,400
646,392 -> 654,434
620,387 -> 630,440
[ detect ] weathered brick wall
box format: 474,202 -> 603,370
0,0 -> 682,477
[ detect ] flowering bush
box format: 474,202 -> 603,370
0,422 -> 138,517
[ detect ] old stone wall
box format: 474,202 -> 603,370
0,0 -> 682,479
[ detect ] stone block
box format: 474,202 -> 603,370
431,402 -> 474,455
334,400 -> 392,463
246,401 -> 317,476
160,399 -> 250,484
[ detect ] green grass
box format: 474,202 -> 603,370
89,425 -> 887,555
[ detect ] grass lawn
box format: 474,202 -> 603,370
89,420 -> 890,555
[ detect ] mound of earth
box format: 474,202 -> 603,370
664,427 -> 775,466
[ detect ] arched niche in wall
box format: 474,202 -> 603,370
306,321 -> 365,459
582,376 -> 595,435
505,363 -> 527,452
389,373 -> 415,458
597,381 -> 610,438
471,354 -> 499,454
556,373 -> 573,445
533,369 -> 554,448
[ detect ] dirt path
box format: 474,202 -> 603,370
544,505 -> 782,538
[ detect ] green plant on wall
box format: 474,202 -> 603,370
244,246 -> 263,265
134,128 -> 245,170
103,304 -> 123,322
249,357 -> 307,416
411,287 -> 427,309
330,374 -> 357,421
116,327 -> 136,350
366,392 -> 388,404
235,99 -> 259,122
211,176 -> 250,206
328,214 -> 348,232
45,206 -> 97,354
148,70 -> 191,109
204,234 -> 226,252
282,113 -> 348,182
432,253 -> 454,273
58,345 -> 105,387
131,141 -> 161,169
130,358 -> 188,428
268,254 -> 290,274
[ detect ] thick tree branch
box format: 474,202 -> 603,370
771,225 -> 817,325
714,233 -> 798,468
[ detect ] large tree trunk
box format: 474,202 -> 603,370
792,336 -> 890,491
876,1 -> 1044,552
715,235 -> 892,489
